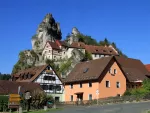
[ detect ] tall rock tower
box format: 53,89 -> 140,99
31,13 -> 62,51
66,27 -> 80,45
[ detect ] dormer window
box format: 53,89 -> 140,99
110,50 -> 112,53
28,74 -> 31,79
95,49 -> 98,52
83,68 -> 89,73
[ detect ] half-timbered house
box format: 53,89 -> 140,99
12,64 -> 64,102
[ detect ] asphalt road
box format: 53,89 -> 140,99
51,102 -> 150,113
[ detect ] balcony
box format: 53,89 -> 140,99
45,70 -> 53,74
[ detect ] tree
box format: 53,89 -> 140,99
84,50 -> 93,61
45,59 -> 59,73
0,73 -> 11,80
76,34 -> 98,45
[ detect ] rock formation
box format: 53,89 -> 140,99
31,13 -> 62,51
66,27 -> 80,45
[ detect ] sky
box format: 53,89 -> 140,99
0,0 -> 150,74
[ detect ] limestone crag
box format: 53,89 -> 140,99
66,27 -> 80,45
31,13 -> 62,51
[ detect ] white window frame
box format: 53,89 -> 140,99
70,84 -> 73,89
70,95 -> 73,101
88,94 -> 92,100
114,69 -> 117,74
116,82 -> 120,88
106,81 -> 110,88
109,68 -> 112,74
88,82 -> 92,87
79,83 -> 82,88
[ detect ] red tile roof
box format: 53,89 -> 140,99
64,56 -> 149,83
145,64 -> 150,72
0,80 -> 43,95
70,42 -> 118,55
12,64 -> 63,83
47,41 -> 60,50
13,65 -> 49,82
70,42 -> 85,49
85,45 -> 118,55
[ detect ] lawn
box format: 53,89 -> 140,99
13,108 -> 63,113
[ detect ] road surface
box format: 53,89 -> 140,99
51,102 -> 150,113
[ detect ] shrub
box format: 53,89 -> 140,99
142,79 -> 150,91
0,95 -> 9,111
124,90 -> 132,96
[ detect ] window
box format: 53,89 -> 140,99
79,83 -> 82,88
70,95 -> 73,101
43,76 -> 55,81
28,74 -> 32,79
70,84 -> 73,89
106,81 -> 110,88
89,82 -> 92,87
47,67 -> 50,70
88,94 -> 92,100
114,69 -> 117,74
55,85 -> 61,91
116,82 -> 120,88
83,68 -> 89,73
41,85 -> 48,90
109,68 -> 112,74
95,54 -> 96,57
49,85 -> 53,90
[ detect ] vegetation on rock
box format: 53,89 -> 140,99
83,50 -> 93,61
75,33 -> 127,57
59,58 -> 72,74
45,59 -> 59,74
76,34 -> 98,46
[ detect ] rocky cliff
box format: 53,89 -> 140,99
31,13 -> 62,51
12,13 -> 83,74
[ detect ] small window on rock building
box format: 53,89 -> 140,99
89,94 -> 92,100
106,81 -> 110,88
89,82 -> 92,87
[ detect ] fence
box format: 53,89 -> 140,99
56,94 -> 150,107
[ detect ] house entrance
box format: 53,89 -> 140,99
75,92 -> 83,105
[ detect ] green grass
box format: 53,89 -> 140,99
13,108 -> 63,113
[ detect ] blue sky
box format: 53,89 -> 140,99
0,0 -> 150,74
